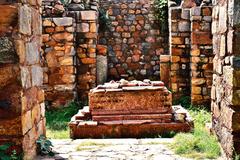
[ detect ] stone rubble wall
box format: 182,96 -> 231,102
73,10 -> 98,100
190,6 -> 213,105
0,1 -> 45,159
41,0 -> 169,104
99,0 -> 168,81
167,7 -> 191,100
40,0 -> 215,107
42,17 -> 76,107
165,2 -> 213,106
211,0 -> 240,158
42,0 -> 100,102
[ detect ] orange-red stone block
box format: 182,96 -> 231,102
69,80 -> 193,138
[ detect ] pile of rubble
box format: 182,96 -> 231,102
69,79 -> 193,138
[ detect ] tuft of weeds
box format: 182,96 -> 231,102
169,107 -> 221,159
46,101 -> 83,139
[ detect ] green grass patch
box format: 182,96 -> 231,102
169,107 -> 221,159
46,101 -> 83,139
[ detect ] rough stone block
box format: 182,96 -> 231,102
22,110 -> 32,135
69,121 -> 192,138
218,4 -> 227,33
31,65 -> 43,87
89,89 -> 172,115
19,5 -> 31,35
20,66 -> 31,89
80,11 -> 97,20
97,55 -> 107,85
53,17 -> 72,26
25,42 -> 40,65
0,5 -> 17,33
0,117 -> 22,136
52,32 -> 74,42
192,32 -> 212,45
77,23 -> 89,32
178,21 -> 190,32
0,37 -> 18,64
172,37 -> 185,44
0,64 -> 19,89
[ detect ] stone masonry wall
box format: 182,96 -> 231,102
190,6 -> 213,105
168,7 -> 191,100
167,1 -> 213,106
42,0 -> 99,102
99,0 -> 168,81
76,11 -> 98,100
211,0 -> 240,158
42,17 -> 76,107
66,10 -> 98,100
0,1 -> 45,159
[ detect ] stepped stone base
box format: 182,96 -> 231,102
69,80 -> 193,138
70,121 -> 192,139
69,105 -> 193,139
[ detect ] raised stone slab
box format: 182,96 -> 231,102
69,120 -> 192,139
69,80 -> 193,138
69,105 -> 193,138
92,114 -> 173,121
89,87 -> 172,115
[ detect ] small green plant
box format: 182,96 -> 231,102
173,96 -> 191,109
36,135 -> 54,156
10,150 -> 18,160
98,8 -> 111,31
154,0 -> 168,23
234,151 -> 240,160
0,143 -> 22,160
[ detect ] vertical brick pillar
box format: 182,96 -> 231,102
190,6 -> 213,105
42,17 -> 76,107
212,0 -> 240,158
169,7 -> 191,100
160,55 -> 171,88
0,1 -> 45,159
76,11 -> 98,99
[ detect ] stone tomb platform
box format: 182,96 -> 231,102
69,80 -> 193,138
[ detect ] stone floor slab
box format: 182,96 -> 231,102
36,138 -> 193,160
